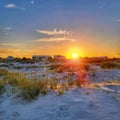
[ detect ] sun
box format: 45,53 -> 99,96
72,53 -> 79,59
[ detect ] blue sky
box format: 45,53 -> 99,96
0,0 -> 120,58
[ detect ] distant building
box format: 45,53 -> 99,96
0,57 -> 3,62
5,56 -> 14,61
54,55 -> 66,61
32,55 -> 52,61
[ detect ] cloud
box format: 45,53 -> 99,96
0,42 -> 17,47
36,29 -> 72,35
113,18 -> 120,23
35,37 -> 75,42
116,19 -> 120,22
99,6 -> 103,9
0,48 -> 11,53
0,42 -> 25,49
5,3 -> 25,10
3,26 -> 13,35
35,28 -> 74,43
31,0 -> 34,5
5,4 -> 16,8
4,27 -> 12,31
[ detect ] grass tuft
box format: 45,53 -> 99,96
0,82 -> 5,94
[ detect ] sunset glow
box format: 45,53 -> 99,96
0,1 -> 120,119
72,53 -> 79,59
0,0 -> 119,58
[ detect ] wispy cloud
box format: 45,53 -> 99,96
0,48 -> 10,54
113,18 -> 120,23
36,28 -> 74,42
35,37 -> 75,42
4,26 -> 12,31
31,0 -> 34,5
36,29 -> 72,35
116,19 -> 120,22
0,42 -> 17,46
0,42 -> 25,48
3,26 -> 13,35
5,4 -> 16,8
5,3 -> 25,10
99,5 -> 103,9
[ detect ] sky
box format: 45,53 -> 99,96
0,0 -> 120,58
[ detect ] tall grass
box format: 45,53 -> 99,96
0,81 -> 5,94
19,79 -> 49,100
49,77 -> 58,90
0,70 -> 49,99
0,69 -> 90,100
0,69 -> 8,77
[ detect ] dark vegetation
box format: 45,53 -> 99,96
0,69 -> 84,100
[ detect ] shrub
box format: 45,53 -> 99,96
115,94 -> 120,98
61,83 -> 68,91
1,71 -> 50,99
3,72 -> 27,86
0,69 -> 8,77
56,67 -> 64,73
84,65 -> 90,71
50,64 -> 61,70
57,89 -> 65,95
115,80 -> 120,83
100,62 -> 120,69
93,84 -> 100,88
20,82 -> 40,100
49,78 -> 58,90
0,82 -> 5,94
19,79 -> 49,100
67,73 -> 75,87
38,79 -> 48,95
